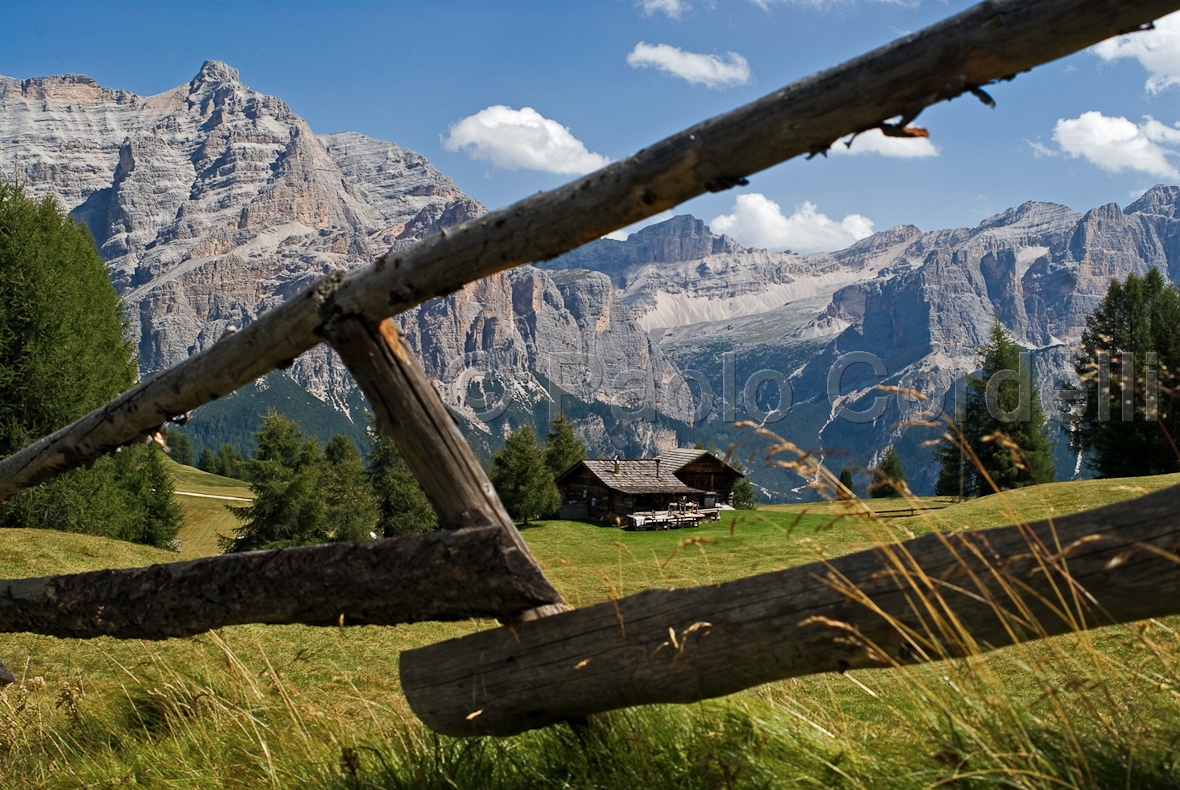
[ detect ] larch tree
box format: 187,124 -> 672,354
1071,268 -> 1180,477
366,422 -> 437,537
224,411 -> 326,552
544,414 -> 586,479
167,431 -> 194,467
934,322 -> 1055,497
730,460 -> 759,510
323,433 -> 379,542
0,178 -> 181,547
870,446 -> 908,498
489,424 -> 560,524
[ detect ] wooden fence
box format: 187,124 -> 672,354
1,0 -> 1178,737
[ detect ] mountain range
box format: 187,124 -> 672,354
4,61 -> 1180,498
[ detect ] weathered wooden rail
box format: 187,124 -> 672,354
0,0 -> 1177,737
404,484 -> 1180,735
0,526 -> 557,639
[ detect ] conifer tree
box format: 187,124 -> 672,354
323,434 -> 379,542
224,412 -> 326,552
0,177 -> 186,546
731,459 -> 759,509
168,431 -> 194,467
114,443 -> 184,547
214,444 -> 248,480
3,442 -> 183,548
544,414 -> 586,478
0,178 -> 137,455
1072,268 -> 1180,477
934,322 -> 1055,496
870,446 -> 908,498
489,424 -> 560,524
197,448 -> 217,474
838,467 -> 855,499
366,423 -> 437,536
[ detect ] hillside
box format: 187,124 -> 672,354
0,473 -> 1179,786
168,460 -> 253,557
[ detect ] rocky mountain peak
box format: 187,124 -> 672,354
628,214 -> 742,261
1126,185 -> 1180,218
191,60 -> 241,88
845,223 -> 923,252
0,72 -> 117,103
975,200 -> 1081,236
541,213 -> 743,285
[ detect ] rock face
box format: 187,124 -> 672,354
0,62 -> 674,454
0,61 -> 482,414
546,192 -> 1180,496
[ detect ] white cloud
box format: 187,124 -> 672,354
626,42 -> 751,89
442,106 -> 610,175
710,194 -> 873,253
1026,140 -> 1059,159
1092,11 -> 1180,94
640,0 -> 688,18
1052,111 -> 1180,179
831,128 -> 939,158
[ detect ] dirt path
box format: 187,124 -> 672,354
175,490 -> 252,502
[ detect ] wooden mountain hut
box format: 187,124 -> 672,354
554,449 -> 746,519
554,458 -> 703,520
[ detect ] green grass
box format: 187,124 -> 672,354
168,458 -> 254,496
2,471 -> 1180,787
928,471 -> 1180,529
166,458 -> 253,557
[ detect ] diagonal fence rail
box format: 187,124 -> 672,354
0,0 -> 1177,736
401,483 -> 1180,735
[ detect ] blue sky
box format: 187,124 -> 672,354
4,1 -> 1180,252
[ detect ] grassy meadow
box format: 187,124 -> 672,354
1,467 -> 1180,787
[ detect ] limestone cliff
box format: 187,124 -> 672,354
0,62 -> 675,456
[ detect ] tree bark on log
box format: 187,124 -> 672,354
326,317 -> 565,618
0,526 -> 558,640
401,483 -> 1180,736
0,0 -> 1172,500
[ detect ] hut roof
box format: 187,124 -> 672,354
657,448 -> 710,472
561,460 -> 703,495
657,448 -> 746,476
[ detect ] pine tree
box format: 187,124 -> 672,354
730,459 -> 759,509
224,411 -> 326,552
870,446 -> 908,498
168,431 -> 194,467
214,444 -> 248,480
323,434 -> 379,542
0,177 -> 137,455
544,414 -> 586,478
1073,269 -> 1180,477
197,448 -> 217,474
837,467 -> 855,499
0,178 -> 188,545
934,322 -> 1055,496
489,424 -> 560,524
366,423 -> 437,537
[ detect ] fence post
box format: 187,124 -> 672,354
326,317 -> 565,621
